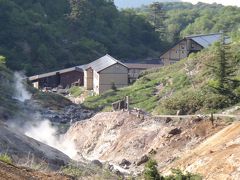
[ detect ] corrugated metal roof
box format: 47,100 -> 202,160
29,66 -> 84,81
186,33 -> 222,48
84,54 -> 128,72
125,63 -> 163,69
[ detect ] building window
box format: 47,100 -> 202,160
181,46 -> 185,49
182,51 -> 184,54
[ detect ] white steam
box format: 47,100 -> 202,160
12,71 -> 77,159
14,72 -> 32,102
25,120 -> 77,159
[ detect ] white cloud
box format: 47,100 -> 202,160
182,0 -> 240,6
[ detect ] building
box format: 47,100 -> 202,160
29,66 -> 84,89
84,54 -> 129,94
125,63 -> 163,83
160,33 -> 222,65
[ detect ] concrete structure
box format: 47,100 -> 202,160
125,63 -> 163,83
29,66 -> 84,89
160,33 -> 222,65
84,54 -> 129,94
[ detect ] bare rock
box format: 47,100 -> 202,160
165,117 -> 173,123
91,160 -> 103,168
168,128 -> 182,136
136,155 -> 149,166
119,159 -> 131,167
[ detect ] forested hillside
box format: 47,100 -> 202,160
0,0 -> 162,75
135,2 -> 240,44
1,1 -> 240,75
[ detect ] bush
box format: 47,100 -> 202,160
0,56 -> 6,64
61,165 -> 83,177
0,154 -> 12,164
144,159 -> 161,180
165,169 -> 202,180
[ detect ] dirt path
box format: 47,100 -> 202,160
154,114 -> 239,120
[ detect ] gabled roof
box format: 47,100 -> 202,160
84,54 -> 128,72
186,33 -> 222,48
160,33 -> 223,58
29,66 -> 84,81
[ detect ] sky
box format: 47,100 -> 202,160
114,0 -> 240,8
182,0 -> 240,6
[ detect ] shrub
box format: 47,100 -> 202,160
0,154 -> 12,164
144,159 -> 161,180
61,165 -> 83,177
164,168 -> 202,180
0,56 -> 6,64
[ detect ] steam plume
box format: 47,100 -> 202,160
14,72 -> 32,102
25,120 -> 77,159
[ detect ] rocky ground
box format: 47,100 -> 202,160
0,122 -> 70,170
162,121 -> 240,179
64,111 -> 230,177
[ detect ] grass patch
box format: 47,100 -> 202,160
69,86 -> 84,97
0,154 -> 12,164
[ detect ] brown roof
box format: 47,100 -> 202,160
125,63 -> 163,69
28,66 -> 83,81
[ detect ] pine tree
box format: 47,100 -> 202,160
211,35 -> 240,101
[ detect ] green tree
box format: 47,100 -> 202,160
144,159 -> 161,180
209,36 -> 240,101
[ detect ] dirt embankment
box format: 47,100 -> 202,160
65,111 -> 227,175
0,161 -> 73,180
162,122 -> 240,180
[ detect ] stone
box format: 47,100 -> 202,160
136,155 -> 149,166
91,160 -> 103,168
168,128 -> 182,135
165,117 -> 173,123
119,159 -> 131,167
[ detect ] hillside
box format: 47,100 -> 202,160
135,2 -> 240,44
65,111 -> 239,178
0,161 -> 73,180
0,0 -> 162,75
83,40 -> 240,115
2,1 -> 240,75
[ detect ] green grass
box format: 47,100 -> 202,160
83,44 -> 240,115
0,154 -> 12,164
69,86 -> 84,97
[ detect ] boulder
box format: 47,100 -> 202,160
119,159 -> 131,167
165,117 -> 173,123
136,155 -> 149,166
168,128 -> 182,136
91,160 -> 103,168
